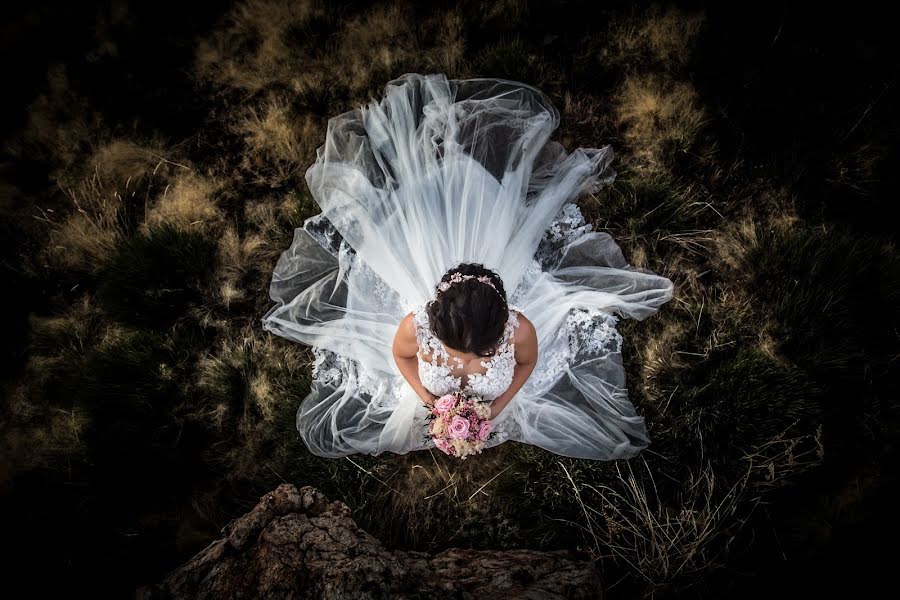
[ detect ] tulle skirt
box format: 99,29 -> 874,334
261,73 -> 675,460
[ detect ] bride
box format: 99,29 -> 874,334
261,73 -> 674,460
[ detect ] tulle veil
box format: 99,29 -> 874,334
261,72 -> 674,460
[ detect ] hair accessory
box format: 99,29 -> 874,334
436,271 -> 501,297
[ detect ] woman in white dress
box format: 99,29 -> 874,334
261,73 -> 674,460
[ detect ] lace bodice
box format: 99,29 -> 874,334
413,303 -> 521,401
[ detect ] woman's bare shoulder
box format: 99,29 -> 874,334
511,310 -> 536,344
398,311 -> 417,338
393,311 -> 419,357
510,310 -> 537,364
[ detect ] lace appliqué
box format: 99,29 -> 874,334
311,346 -> 400,410
303,212 -> 358,293
311,346 -> 344,387
303,212 -> 347,258
413,304 -> 520,402
523,308 -> 623,396
347,252 -> 403,315
509,259 -> 542,306
567,308 -> 623,359
313,210 -> 406,317
534,201 -> 593,270
509,202 -> 592,306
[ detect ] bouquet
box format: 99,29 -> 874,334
422,391 -> 496,459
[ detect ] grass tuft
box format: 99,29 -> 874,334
659,346 -> 823,476
744,225 -> 900,381
97,224 -> 219,328
614,73 -> 708,172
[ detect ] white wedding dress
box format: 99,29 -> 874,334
261,73 -> 674,460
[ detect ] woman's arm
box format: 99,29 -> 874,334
489,313 -> 538,420
392,312 -> 439,408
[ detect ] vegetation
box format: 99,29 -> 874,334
1,0 -> 897,597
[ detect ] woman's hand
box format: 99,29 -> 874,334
487,390 -> 514,420
488,401 -> 503,420
420,393 -> 439,410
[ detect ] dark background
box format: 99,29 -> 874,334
1,0 -> 898,597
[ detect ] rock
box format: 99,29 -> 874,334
136,483 -> 602,599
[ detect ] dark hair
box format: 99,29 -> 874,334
426,262 -> 508,357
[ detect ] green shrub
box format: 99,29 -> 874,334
662,346 -> 822,476
97,224 -> 218,328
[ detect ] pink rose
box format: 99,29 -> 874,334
434,394 -> 457,414
434,437 -> 453,455
448,415 -> 470,439
477,420 -> 492,441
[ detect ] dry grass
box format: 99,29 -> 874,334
826,140 -> 882,197
335,3 -> 419,94
214,225 -> 268,308
36,138 -> 195,273
350,445 -> 521,548
85,139 -> 170,190
564,418 -> 822,591
191,0 -> 480,191
707,187 -> 799,312
558,92 -> 616,149
704,285 -> 756,349
699,191 -> 807,369
564,457 -> 753,587
422,7 -> 467,77
479,0 -> 529,25
245,195 -> 298,243
29,294 -> 94,348
142,169 -> 224,233
233,95 -> 323,185
0,389 -> 86,487
192,328 -> 310,480
194,0 -> 421,97
24,295 -> 134,392
754,322 -> 785,364
194,0 -> 328,94
614,73 -> 707,172
5,64 -> 104,181
0,295 -> 122,487
244,190 -> 322,267
742,423 -> 824,491
605,3 -> 706,69
639,319 -> 691,390
709,216 -> 761,277
38,175 -> 125,273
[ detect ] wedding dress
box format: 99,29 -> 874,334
261,73 -> 674,460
